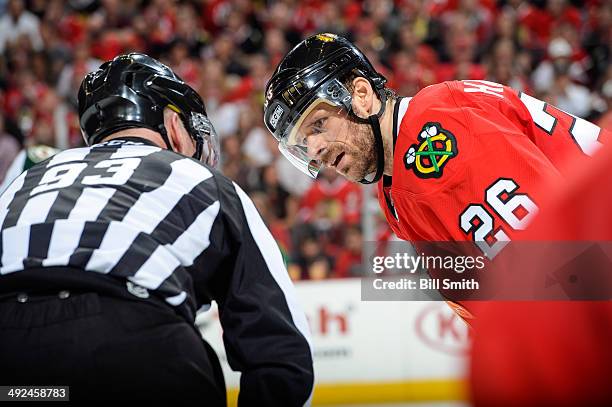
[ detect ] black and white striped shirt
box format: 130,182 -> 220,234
0,137 -> 313,406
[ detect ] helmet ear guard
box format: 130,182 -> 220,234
188,111 -> 220,168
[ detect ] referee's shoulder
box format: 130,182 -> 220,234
161,149 -> 234,198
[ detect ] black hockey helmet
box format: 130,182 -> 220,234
78,53 -> 219,167
263,33 -> 387,182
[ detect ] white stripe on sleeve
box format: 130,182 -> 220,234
233,182 -> 313,406
232,182 -> 313,350
129,201 -> 220,290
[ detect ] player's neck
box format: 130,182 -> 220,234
103,128 -> 167,148
379,98 -> 396,176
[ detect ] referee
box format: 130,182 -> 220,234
0,54 -> 313,406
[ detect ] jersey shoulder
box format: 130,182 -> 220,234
391,80 -> 552,194
408,82 -> 459,111
393,83 -> 472,192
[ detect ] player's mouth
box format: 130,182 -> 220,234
332,151 -> 345,168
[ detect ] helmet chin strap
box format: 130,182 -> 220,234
359,114 -> 385,184
356,91 -> 388,185
158,123 -> 204,162
192,136 -> 204,161
157,124 -> 175,153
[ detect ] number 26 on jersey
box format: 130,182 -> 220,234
460,178 -> 538,259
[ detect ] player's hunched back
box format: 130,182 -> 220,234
0,53 -> 313,406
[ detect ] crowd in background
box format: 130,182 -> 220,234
0,0 -> 610,280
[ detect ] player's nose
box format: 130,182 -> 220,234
306,135 -> 328,160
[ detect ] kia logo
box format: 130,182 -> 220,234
415,303 -> 470,356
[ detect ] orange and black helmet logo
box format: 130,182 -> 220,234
404,122 -> 458,179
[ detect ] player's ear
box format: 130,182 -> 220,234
351,77 -> 375,118
163,108 -> 191,154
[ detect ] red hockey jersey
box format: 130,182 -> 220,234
377,80 -> 610,318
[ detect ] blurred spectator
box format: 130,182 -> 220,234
199,59 -> 241,138
486,39 -> 531,93
442,0 -> 494,46
56,41 -> 102,105
263,27 -> 290,68
89,0 -> 141,60
389,49 -> 436,96
548,62 -> 592,117
596,67 -> 612,131
316,2 -> 348,37
164,38 -> 200,89
241,108 -> 275,167
206,31 -> 247,77
173,1 -> 208,57
29,87 -> 78,149
248,189 -> 292,265
288,227 -> 333,281
488,9 -> 525,49
532,37 -> 587,94
519,0 -> 581,50
220,135 -> 252,188
253,164 -> 291,222
276,155 -> 314,197
300,167 -> 363,227
436,13 -> 485,81
0,0 -> 43,53
583,1 -> 611,87
263,1 -> 303,48
334,225 -> 364,278
38,22 -> 71,82
0,113 -> 20,183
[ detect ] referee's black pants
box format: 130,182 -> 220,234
0,289 -> 227,405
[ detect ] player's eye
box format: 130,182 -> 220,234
310,118 -> 327,135
298,117 -> 327,146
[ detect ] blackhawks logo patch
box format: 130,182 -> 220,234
404,122 -> 458,179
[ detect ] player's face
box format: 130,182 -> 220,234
296,103 -> 377,182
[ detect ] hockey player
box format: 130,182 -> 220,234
263,33 -> 611,319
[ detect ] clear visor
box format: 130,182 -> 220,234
190,112 -> 220,168
278,142 -> 322,178
277,78 -> 353,178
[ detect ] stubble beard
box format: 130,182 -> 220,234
343,119 -> 377,182
319,119 -> 378,183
